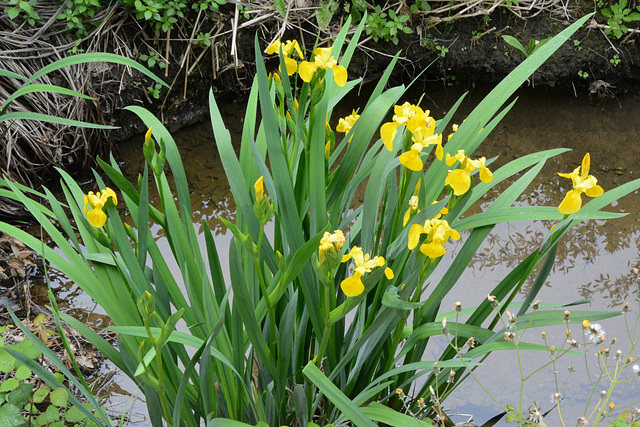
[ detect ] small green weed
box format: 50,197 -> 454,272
410,0 -> 431,13
5,0 -> 40,25
601,0 -> 640,39
139,52 -> 166,69
578,69 -> 590,79
573,39 -> 583,51
365,6 -> 413,44
147,83 -> 163,99
57,0 -> 102,36
193,32 -> 212,49
610,54 -> 621,66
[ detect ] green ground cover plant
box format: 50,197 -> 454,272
2,11 -> 640,427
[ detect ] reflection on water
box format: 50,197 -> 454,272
79,83 -> 640,424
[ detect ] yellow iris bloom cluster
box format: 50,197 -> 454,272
265,39 -> 304,75
336,110 -> 360,141
318,230 -> 345,266
408,218 -> 460,259
557,153 -> 604,215
380,103 -> 443,172
340,247 -> 394,297
444,149 -> 493,196
84,188 -> 118,228
265,40 -> 348,87
299,47 -> 348,87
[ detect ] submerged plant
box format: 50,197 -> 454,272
2,11 -> 640,427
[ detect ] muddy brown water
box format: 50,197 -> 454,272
44,82 -> 640,425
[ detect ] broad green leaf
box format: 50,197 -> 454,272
64,404 -> 89,423
49,387 -> 68,407
14,365 -> 31,381
0,349 -> 15,372
0,403 -> 23,426
36,405 -> 60,425
0,378 -> 19,392
32,386 -> 51,404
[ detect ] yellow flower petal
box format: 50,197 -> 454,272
408,224 -> 424,250
479,166 -> 493,183
558,189 -> 582,215
87,207 -> 107,228
284,56 -> 298,75
445,169 -> 471,195
381,122 -> 400,151
266,39 -> 281,55
254,176 -> 265,203
581,153 -> 591,179
435,144 -> 443,161
403,208 -> 412,226
331,64 -> 348,87
399,150 -> 423,171
103,187 -> 118,206
585,184 -> 604,198
341,273 -> 364,297
384,267 -> 394,279
298,61 -> 316,82
420,242 -> 447,259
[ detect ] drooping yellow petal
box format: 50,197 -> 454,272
283,56 -> 298,75
384,267 -> 394,279
331,64 -> 348,87
435,143 -> 443,161
381,122 -> 400,151
399,149 -> 423,171
445,169 -> 471,196
298,61 -> 316,82
420,242 -> 447,259
479,166 -> 493,183
341,273 -> 365,297
558,189 -> 582,215
408,224 -> 424,250
87,206 -> 107,228
585,184 -> 604,198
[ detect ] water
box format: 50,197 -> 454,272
56,82 -> 640,424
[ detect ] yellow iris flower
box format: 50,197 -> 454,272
408,218 -> 460,259
299,47 -> 348,87
557,153 -> 604,214
444,150 -> 493,195
336,110 -> 360,142
84,188 -> 118,228
266,39 -> 304,75
340,246 -> 393,297
318,230 -> 345,265
380,102 -> 430,151
399,127 -> 443,171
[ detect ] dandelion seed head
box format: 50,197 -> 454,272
585,323 -> 606,344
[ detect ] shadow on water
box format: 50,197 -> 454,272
44,82 -> 640,424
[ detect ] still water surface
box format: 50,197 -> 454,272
54,82 -> 640,425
